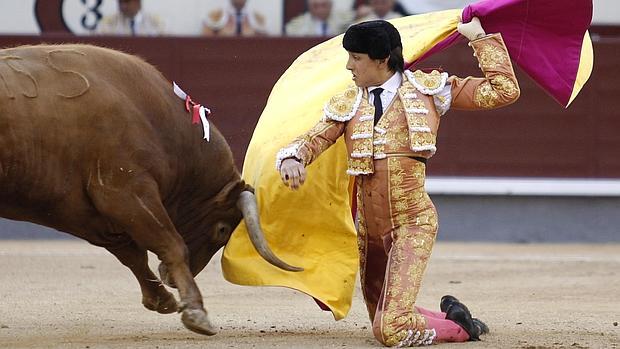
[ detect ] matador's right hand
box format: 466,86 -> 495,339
280,158 -> 306,190
457,16 -> 486,41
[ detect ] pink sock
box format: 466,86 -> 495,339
415,306 -> 447,319
423,314 -> 470,342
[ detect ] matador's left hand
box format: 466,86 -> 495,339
280,158 -> 306,190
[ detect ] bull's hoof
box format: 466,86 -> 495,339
143,292 -> 179,314
181,308 -> 217,336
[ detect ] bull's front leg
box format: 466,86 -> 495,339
88,176 -> 217,335
105,242 -> 178,314
154,237 -> 218,335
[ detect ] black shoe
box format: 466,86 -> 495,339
473,318 -> 489,335
440,295 -> 460,313
445,302 -> 481,341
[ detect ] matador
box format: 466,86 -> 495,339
277,19 -> 519,347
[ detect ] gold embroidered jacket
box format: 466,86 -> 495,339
276,34 -> 520,175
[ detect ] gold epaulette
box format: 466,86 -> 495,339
323,85 -> 362,122
404,69 -> 449,95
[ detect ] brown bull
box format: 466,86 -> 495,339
0,44 -> 301,335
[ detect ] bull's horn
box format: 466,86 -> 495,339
237,191 -> 303,272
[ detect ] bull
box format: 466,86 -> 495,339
0,44 -> 301,335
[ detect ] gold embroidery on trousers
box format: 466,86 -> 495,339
356,179 -> 369,307
378,158 -> 438,346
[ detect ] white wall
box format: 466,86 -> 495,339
62,0 -> 284,36
0,0 -> 618,35
592,0 -> 620,24
0,0 -> 283,36
0,0 -> 40,34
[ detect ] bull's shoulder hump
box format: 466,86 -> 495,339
0,44 -> 140,63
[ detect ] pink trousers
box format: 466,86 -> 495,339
357,158 -> 469,346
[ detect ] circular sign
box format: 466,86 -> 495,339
61,0 -> 116,34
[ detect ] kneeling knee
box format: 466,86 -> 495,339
372,323 -> 400,347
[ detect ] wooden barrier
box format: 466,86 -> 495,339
1,34 -> 618,178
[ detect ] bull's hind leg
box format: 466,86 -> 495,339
105,242 -> 178,314
88,177 -> 217,335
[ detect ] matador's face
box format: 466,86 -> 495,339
345,51 -> 389,88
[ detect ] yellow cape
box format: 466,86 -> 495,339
221,11 -> 461,320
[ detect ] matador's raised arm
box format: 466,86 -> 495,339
449,33 -> 521,110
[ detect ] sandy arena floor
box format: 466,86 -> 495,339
0,240 -> 618,349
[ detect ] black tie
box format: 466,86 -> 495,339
371,88 -> 384,125
236,11 -> 243,35
129,18 -> 136,36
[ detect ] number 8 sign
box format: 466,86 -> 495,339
60,0 -> 115,34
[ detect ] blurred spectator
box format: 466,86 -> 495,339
356,0 -> 402,22
285,0 -> 353,37
392,1 -> 411,16
95,0 -> 164,36
202,0 -> 266,37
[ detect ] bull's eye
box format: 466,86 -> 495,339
216,222 -> 231,236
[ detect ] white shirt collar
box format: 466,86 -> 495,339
368,72 -> 402,95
